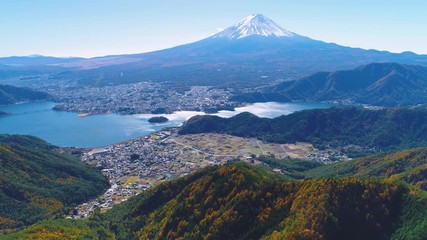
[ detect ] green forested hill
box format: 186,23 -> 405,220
98,164 -> 411,240
271,63 -> 427,107
305,147 -> 427,191
179,107 -> 427,150
0,135 -> 109,231
5,162 -> 426,240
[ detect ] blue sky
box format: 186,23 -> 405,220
0,0 -> 426,57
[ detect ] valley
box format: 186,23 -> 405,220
0,7 -> 426,240
70,128 -> 346,218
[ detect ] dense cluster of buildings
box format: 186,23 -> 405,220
306,149 -> 349,163
69,129 -> 229,218
51,82 -> 238,115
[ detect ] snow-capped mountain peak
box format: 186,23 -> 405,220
211,14 -> 295,40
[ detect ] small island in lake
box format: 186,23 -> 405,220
148,116 -> 169,123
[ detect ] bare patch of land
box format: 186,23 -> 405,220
169,133 -> 314,161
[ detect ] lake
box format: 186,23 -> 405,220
0,101 -> 331,148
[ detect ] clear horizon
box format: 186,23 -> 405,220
1,0 -> 426,58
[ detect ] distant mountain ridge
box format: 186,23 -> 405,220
2,14 -> 425,88
0,55 -> 84,66
270,63 -> 427,106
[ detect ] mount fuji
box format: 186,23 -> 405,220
10,14 -> 427,87
211,14 -> 296,39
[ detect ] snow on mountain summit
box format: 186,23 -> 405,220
211,14 -> 295,40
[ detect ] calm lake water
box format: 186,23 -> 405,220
0,101 -> 331,148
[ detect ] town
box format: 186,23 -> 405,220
68,129 -> 349,218
49,82 -> 240,115
0,74 -> 284,115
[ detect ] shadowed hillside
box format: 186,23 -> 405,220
0,135 -> 109,232
0,84 -> 49,105
179,107 -> 427,150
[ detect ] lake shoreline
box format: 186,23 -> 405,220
0,101 -> 332,148
50,100 -> 338,117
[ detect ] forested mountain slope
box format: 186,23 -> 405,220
179,107 -> 427,150
0,135 -> 109,231
0,84 -> 48,105
5,162 -> 426,240
271,63 -> 427,106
